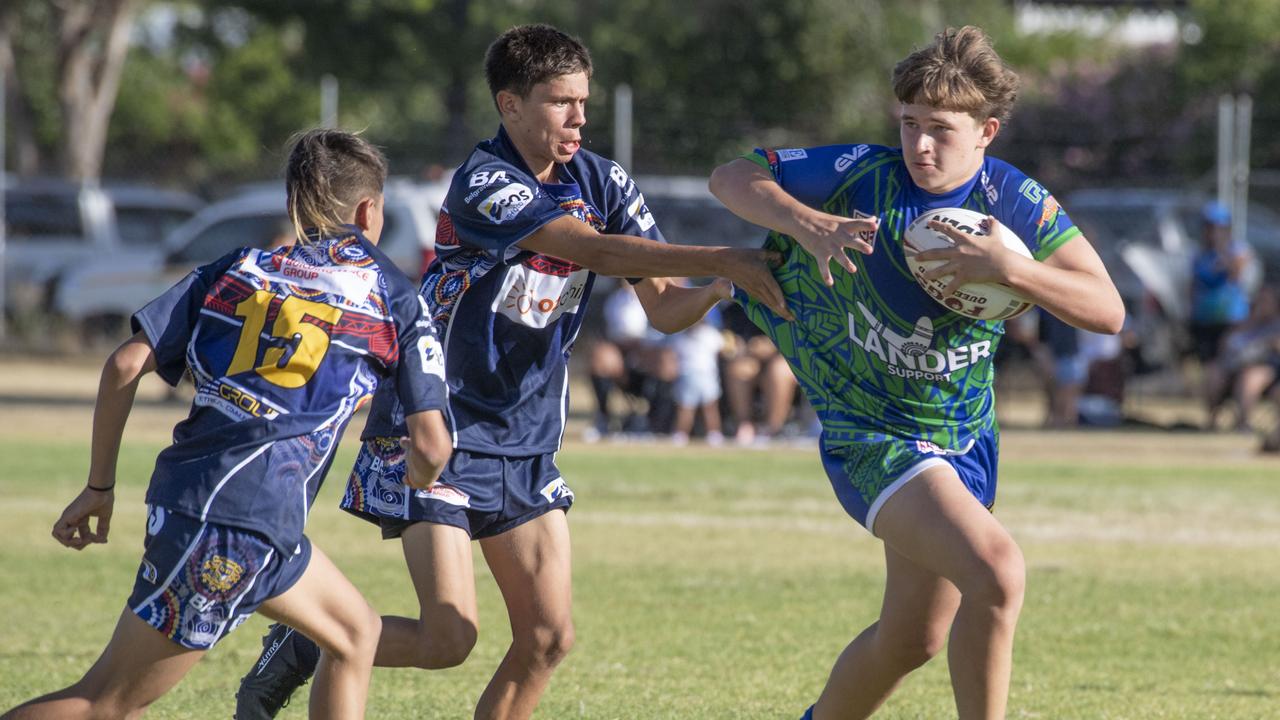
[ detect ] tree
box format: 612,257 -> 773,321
3,0 -> 142,180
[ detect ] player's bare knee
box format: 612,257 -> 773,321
519,621 -> 575,669
416,618 -> 478,669
968,538 -> 1025,612
323,605 -> 382,664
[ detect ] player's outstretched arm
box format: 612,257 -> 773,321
709,158 -> 878,286
402,409 -> 451,491
632,277 -> 734,335
919,221 -> 1125,335
519,216 -> 793,320
53,332 -> 157,550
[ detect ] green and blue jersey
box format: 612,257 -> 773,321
737,144 -> 1080,452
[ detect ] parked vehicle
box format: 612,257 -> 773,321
55,178 -> 445,341
1065,188 -> 1279,370
2,177 -> 204,318
636,175 -> 765,249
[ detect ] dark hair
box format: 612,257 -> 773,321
284,129 -> 388,241
892,26 -> 1019,123
484,24 -> 592,106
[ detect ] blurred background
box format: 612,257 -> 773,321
3,0 -> 1280,445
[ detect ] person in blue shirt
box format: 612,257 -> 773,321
235,24 -> 790,720
2,129 -> 452,720
710,27 -> 1124,720
1190,201 -> 1254,363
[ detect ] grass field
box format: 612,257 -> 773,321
1,364 -> 1279,718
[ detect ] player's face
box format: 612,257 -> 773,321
501,72 -> 589,180
899,104 -> 999,194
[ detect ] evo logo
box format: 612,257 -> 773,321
834,145 -> 870,172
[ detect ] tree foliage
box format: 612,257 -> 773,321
8,0 -> 1280,190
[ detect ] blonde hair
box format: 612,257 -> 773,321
284,129 -> 387,242
891,26 -> 1019,123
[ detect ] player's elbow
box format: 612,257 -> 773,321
105,333 -> 153,383
1084,301 -> 1126,336
707,163 -> 737,203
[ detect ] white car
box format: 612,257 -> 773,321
3,178 -> 204,317
55,177 -> 447,341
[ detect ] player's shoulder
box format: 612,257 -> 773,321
451,148 -> 537,199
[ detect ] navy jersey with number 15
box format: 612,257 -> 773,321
131,229 -> 447,557
362,126 -> 664,456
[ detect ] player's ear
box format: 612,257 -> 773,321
977,117 -> 1000,148
354,195 -> 379,232
496,89 -> 521,120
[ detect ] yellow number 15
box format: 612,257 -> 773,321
228,290 -> 344,388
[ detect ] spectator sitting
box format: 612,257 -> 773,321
1204,285 -> 1280,431
720,301 -> 798,444
669,310 -> 726,446
586,282 -> 677,440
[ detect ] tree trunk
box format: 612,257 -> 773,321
0,4 -> 42,176
55,0 -> 138,181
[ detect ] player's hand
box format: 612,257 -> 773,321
708,277 -> 735,302
723,249 -> 794,321
792,210 -> 879,286
52,486 -> 114,550
916,216 -> 1018,298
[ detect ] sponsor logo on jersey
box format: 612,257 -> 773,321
980,171 -> 999,204
834,145 -> 870,172
479,183 -> 535,224
777,148 -> 808,162
1038,195 -> 1060,228
417,334 -> 445,380
492,265 -> 589,329
241,253 -> 376,303
468,170 -> 509,188
539,477 -> 575,504
847,301 -> 992,382
196,380 -> 285,421
417,483 -> 471,507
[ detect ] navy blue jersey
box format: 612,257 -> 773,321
132,228 -> 447,556
362,126 -> 663,455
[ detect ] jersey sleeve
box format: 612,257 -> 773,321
601,162 -> 666,242
743,145 -> 870,208
990,165 -> 1082,261
390,290 -> 448,419
446,160 -> 567,259
130,250 -> 240,386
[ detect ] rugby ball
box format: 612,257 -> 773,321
903,207 -> 1034,321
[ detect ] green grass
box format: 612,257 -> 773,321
2,436 -> 1279,718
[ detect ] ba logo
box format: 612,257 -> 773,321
468,170 -> 509,188
834,145 -> 870,172
479,183 -> 535,224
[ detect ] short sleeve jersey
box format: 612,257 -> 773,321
737,144 -> 1080,452
361,126 -> 663,455
131,228 -> 447,555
